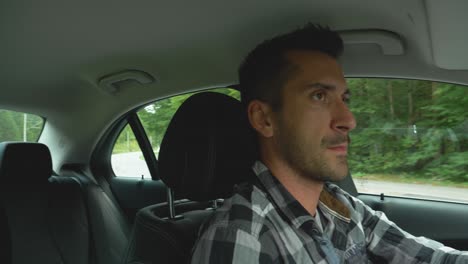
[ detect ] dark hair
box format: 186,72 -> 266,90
239,23 -> 343,111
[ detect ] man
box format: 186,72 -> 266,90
191,24 -> 468,263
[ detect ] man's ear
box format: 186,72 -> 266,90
247,100 -> 274,138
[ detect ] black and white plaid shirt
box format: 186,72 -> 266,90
191,161 -> 468,263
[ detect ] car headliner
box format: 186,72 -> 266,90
1,0 -> 467,170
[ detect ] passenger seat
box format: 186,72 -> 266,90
124,92 -> 256,264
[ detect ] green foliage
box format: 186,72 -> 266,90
113,82 -> 467,184
0,110 -> 44,142
421,84 -> 468,128
137,93 -> 192,157
348,79 -> 468,183
0,110 -> 20,141
115,88 -> 240,158
112,125 -> 141,154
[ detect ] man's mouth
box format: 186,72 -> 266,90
323,134 -> 350,154
327,144 -> 348,154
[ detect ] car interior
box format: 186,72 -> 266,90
1,0 -> 467,263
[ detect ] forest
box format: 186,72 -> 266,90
116,79 -> 467,184
347,79 -> 467,184
3,78 -> 465,185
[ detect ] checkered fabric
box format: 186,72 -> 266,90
191,161 -> 468,263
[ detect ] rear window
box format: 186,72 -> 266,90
0,110 -> 44,142
136,87 -> 240,159
111,87 -> 239,178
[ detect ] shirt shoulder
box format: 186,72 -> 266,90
191,183 -> 279,263
200,182 -> 275,237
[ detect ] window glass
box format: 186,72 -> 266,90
111,88 -> 239,178
137,88 -> 240,159
348,78 -> 468,203
0,110 -> 44,142
111,124 -> 150,178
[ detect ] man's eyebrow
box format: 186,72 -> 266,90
306,82 -> 336,90
305,82 -> 350,94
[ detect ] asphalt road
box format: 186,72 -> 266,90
112,152 -> 468,203
354,178 -> 468,203
111,152 -> 151,179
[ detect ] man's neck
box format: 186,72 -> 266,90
261,157 -> 324,217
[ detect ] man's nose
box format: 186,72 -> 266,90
332,100 -> 357,133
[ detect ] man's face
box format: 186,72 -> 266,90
272,50 -> 356,182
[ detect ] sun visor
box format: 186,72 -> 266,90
426,0 -> 468,70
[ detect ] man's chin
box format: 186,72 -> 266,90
306,167 -> 348,183
289,155 -> 349,183
327,161 -> 349,182
328,171 -> 348,182
331,156 -> 349,181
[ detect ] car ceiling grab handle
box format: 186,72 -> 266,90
98,69 -> 156,95
340,30 -> 405,56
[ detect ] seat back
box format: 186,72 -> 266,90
125,203 -> 214,263
60,168 -> 131,264
124,92 -> 256,264
0,142 -> 89,264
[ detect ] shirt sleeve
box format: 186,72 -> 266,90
352,196 -> 468,263
191,225 -> 275,264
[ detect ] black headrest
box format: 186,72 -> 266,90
158,92 -> 256,201
0,142 -> 52,184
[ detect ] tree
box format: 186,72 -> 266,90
136,88 -> 241,157
0,110 -> 21,141
348,78 -> 467,183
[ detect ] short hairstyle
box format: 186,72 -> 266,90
239,23 -> 343,111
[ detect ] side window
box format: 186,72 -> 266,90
111,124 -> 150,178
137,88 -> 240,160
110,88 -> 240,177
348,78 -> 468,203
0,110 -> 44,142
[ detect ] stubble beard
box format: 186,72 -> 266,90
275,120 -> 349,183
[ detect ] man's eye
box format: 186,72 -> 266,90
343,93 -> 351,104
312,91 -> 326,101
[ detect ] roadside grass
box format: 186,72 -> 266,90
113,141 -> 140,154
352,173 -> 468,189
112,142 -> 160,161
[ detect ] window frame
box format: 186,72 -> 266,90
94,86 -> 240,182
127,112 -> 159,180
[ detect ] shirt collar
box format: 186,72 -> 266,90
252,161 -> 350,229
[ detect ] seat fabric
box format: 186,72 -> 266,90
124,92 -> 256,264
0,141 -> 131,264
0,142 -> 89,264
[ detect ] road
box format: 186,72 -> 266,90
111,152 -> 468,203
354,179 -> 468,203
111,152 -> 151,179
